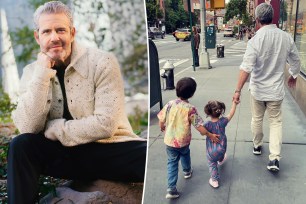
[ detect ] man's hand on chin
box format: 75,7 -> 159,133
38,52 -> 55,68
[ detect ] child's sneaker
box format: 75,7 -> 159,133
165,189 -> 180,199
184,167 -> 193,179
209,178 -> 219,188
218,153 -> 227,166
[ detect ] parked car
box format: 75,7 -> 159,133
173,28 -> 191,41
224,28 -> 234,37
148,27 -> 165,39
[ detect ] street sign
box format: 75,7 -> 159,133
212,0 -> 225,9
206,0 -> 225,10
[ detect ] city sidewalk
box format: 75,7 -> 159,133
144,44 -> 306,204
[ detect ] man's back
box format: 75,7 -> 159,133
241,24 -> 300,101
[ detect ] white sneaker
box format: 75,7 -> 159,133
165,190 -> 180,199
209,178 -> 219,188
184,168 -> 193,179
218,153 -> 227,166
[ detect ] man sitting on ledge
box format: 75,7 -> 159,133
7,1 -> 147,203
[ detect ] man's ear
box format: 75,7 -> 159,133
70,27 -> 76,42
34,30 -> 40,45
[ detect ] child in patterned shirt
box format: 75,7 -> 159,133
157,77 -> 219,199
204,100 -> 237,188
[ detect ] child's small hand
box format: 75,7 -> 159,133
209,133 -> 220,143
159,121 -> 166,132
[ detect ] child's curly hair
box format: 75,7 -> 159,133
204,100 -> 226,118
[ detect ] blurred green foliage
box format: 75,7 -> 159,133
0,86 -> 15,203
128,106 -> 148,136
0,87 -> 16,124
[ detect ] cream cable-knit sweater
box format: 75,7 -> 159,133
12,42 -> 146,146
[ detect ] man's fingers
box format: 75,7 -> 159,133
41,51 -> 56,61
37,52 -> 55,68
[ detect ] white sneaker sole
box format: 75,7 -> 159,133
267,165 -> 279,172
165,194 -> 179,199
184,168 -> 193,179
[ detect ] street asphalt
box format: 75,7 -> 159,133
143,41 -> 306,204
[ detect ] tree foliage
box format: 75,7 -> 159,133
146,0 -> 164,26
164,0 -> 198,33
242,13 -> 253,26
224,0 -> 247,22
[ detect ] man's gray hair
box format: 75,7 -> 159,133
33,1 -> 73,31
255,3 -> 274,24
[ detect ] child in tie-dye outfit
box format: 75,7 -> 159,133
204,100 -> 237,188
158,77 -> 219,199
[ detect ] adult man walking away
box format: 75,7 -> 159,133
192,26 -> 200,67
232,3 -> 300,172
7,1 -> 147,203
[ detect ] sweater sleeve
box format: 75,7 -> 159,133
44,53 -> 128,146
12,64 -> 56,134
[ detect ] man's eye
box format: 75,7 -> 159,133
58,29 -> 66,33
42,30 -> 50,34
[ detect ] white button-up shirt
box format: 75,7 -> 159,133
240,24 -> 301,101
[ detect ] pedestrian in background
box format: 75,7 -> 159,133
204,100 -> 237,188
192,26 -> 200,67
157,77 -> 219,199
239,28 -> 243,40
233,3 -> 300,172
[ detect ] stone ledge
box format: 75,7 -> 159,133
40,180 -> 143,204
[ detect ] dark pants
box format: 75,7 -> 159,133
7,133 -> 147,204
194,48 -> 199,66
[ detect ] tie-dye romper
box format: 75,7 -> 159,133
204,117 -> 228,181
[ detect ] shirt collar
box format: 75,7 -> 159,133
67,41 -> 88,78
256,24 -> 277,35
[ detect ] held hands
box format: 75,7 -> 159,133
232,90 -> 241,104
37,52 -> 55,69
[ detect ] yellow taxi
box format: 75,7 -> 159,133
173,28 -> 191,41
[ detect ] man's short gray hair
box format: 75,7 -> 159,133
255,3 -> 274,24
33,1 -> 73,31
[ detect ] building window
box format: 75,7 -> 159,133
295,0 -> 306,75
282,0 -> 306,75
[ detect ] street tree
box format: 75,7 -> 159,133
242,13 -> 253,27
164,0 -> 198,33
146,0 -> 164,27
224,0 -> 247,22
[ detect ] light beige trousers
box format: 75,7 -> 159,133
250,95 -> 283,161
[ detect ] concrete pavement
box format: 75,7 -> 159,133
144,42 -> 306,204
